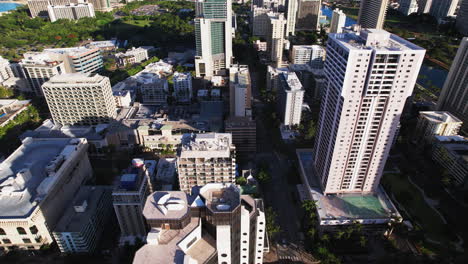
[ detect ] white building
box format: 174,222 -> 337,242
330,8 -> 346,33
398,0 -> 419,16
177,133 -> 236,193
415,111 -> 463,143
173,72 -> 193,103
194,0 -> 233,78
313,29 -> 425,194
116,47 -> 151,67
277,72 -> 304,126
0,138 -> 92,250
286,0 -> 298,36
42,73 -> 117,126
267,12 -> 287,67
43,46 -> 104,74
291,45 -> 325,68
47,3 -> 96,22
266,65 -> 289,91
358,0 -> 389,29
430,0 -> 459,23
229,64 -> 251,117
113,90 -> 132,108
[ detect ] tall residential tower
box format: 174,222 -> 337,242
313,29 -> 425,194
357,0 -> 389,29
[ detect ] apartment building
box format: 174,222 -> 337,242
277,72 -> 304,127
415,111 -> 462,143
194,0 -> 233,78
358,0 -> 389,29
290,45 -> 325,68
112,159 -> 156,240
330,8 -> 346,33
177,133 -> 236,193
437,37 -> 468,133
432,136 -> 468,186
42,73 -> 117,126
44,47 -> 103,73
313,29 -> 425,194
47,3 -> 96,22
27,0 -> 70,18
53,186 -> 113,253
296,0 -> 321,31
173,72 -> 193,103
0,138 -> 92,251
285,0 -> 298,36
267,12 -> 286,67
133,183 -> 266,264
229,64 -> 252,117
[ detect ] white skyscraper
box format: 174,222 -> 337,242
42,73 -> 117,126
286,0 -> 298,36
229,64 -> 252,117
267,12 -> 287,67
194,0 -> 233,78
357,0 -> 389,29
313,29 -> 425,194
330,8 -> 346,33
277,72 -> 304,126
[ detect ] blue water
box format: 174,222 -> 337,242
0,3 -> 20,12
417,64 -> 448,92
320,6 -> 357,27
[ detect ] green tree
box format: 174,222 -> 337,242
235,176 -> 247,186
0,86 -> 14,99
256,168 -> 270,183
265,207 -> 281,239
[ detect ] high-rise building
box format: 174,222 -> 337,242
437,37 -> 468,132
330,8 -> 346,33
194,0 -> 233,78
0,138 -> 92,250
290,45 -> 325,68
252,6 -> 270,38
177,133 -> 236,193
112,159 -> 156,240
296,0 -> 321,31
285,0 -> 298,36
313,29 -> 425,194
357,0 -> 389,29
398,0 -> 419,16
225,116 -> 256,158
414,111 -> 462,143
267,12 -> 286,67
456,0 -> 468,35
140,76 -> 168,105
53,186 -> 113,253
173,72 -> 193,103
20,52 -> 66,96
277,72 -> 304,126
430,0 -> 459,22
133,184 -> 266,264
42,73 -> 117,126
229,64 -> 252,117
47,3 -> 96,22
266,65 -> 289,91
43,47 -> 104,74
27,0 -> 70,18
417,0 -> 433,14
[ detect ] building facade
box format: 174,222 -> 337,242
357,0 -> 389,29
173,72 -> 193,103
430,0 -> 459,23
285,0 -> 298,36
27,0 -> 70,18
140,77 -> 168,105
456,0 -> 468,35
291,45 -> 325,68
42,73 -> 117,126
330,8 -> 346,33
313,29 -> 425,194
415,111 -> 462,143
0,138 -> 92,251
267,12 -> 286,67
398,0 -> 419,16
437,37 -> 468,133
53,186 -> 113,253
177,133 -> 236,193
277,72 -> 304,126
229,64 -> 252,117
296,0 -> 321,31
47,3 -> 96,22
252,6 -> 270,38
194,0 -> 233,78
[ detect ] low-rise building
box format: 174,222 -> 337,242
53,186 -> 113,253
177,133 -> 236,193
116,47 -> 152,67
0,138 -> 92,251
415,111 -> 462,143
0,99 -> 31,128
432,136 -> 468,186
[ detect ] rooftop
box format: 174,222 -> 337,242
54,186 -> 111,232
199,183 -> 240,213
143,191 -> 189,220
113,160 -> 156,193
0,138 -> 86,218
46,73 -> 106,84
420,111 -> 462,124
180,133 -> 232,158
280,72 -> 304,91
44,46 -> 99,57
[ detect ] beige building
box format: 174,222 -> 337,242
177,133 -> 236,193
267,12 -> 286,67
47,3 -> 96,22
437,37 -> 468,133
358,0 -> 389,29
415,111 -> 462,143
42,73 -> 117,126
313,29 -> 425,194
43,47 -> 103,73
0,138 -> 92,251
27,0 -> 70,18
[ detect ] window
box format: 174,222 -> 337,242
0,229 -> 5,236
22,239 -> 32,244
17,227 -> 26,235
29,226 -> 38,235
2,239 -> 11,244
